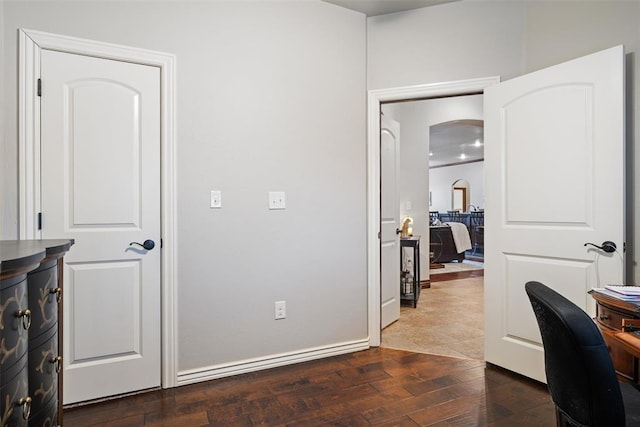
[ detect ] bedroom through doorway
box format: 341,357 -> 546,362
380,93 -> 485,360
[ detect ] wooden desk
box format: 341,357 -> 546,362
590,290 -> 640,383
609,331 -> 640,360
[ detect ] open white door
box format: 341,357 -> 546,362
381,114 -> 401,329
484,46 -> 625,382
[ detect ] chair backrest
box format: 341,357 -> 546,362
429,211 -> 439,225
470,210 -> 484,226
525,281 -> 625,426
445,210 -> 462,223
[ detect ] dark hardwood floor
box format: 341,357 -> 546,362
429,269 -> 484,284
64,347 -> 554,426
422,268 -> 484,288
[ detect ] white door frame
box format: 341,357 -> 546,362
18,28 -> 178,388
367,77 -> 499,346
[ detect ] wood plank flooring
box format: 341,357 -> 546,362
429,269 -> 484,284
63,347 -> 555,426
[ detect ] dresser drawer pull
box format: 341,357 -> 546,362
599,314 -> 611,321
17,396 -> 31,420
15,309 -> 32,330
48,287 -> 62,303
50,355 -> 63,373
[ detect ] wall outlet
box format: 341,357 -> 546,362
210,190 -> 222,208
269,192 -> 286,210
275,300 -> 286,319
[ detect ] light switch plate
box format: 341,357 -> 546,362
275,300 -> 286,319
210,190 -> 222,208
269,191 -> 286,210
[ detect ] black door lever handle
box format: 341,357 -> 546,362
129,240 -> 155,251
584,241 -> 616,253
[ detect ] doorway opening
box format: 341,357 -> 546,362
379,94 -> 485,360
368,77 -> 499,352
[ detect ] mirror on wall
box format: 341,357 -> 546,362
452,179 -> 470,212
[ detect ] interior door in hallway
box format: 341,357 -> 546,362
381,114 -> 401,329
484,45 -> 625,382
40,49 -> 161,404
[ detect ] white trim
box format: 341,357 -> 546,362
18,29 -> 41,240
18,29 -> 178,388
367,77 -> 500,346
177,339 -> 369,386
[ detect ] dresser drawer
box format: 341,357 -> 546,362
595,304 -> 629,330
27,260 -> 59,337
0,278 -> 29,370
28,394 -> 58,427
29,327 -> 59,413
0,355 -> 29,427
602,333 -> 638,382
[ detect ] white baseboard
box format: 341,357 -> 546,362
177,339 -> 370,386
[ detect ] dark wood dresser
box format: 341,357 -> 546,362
590,290 -> 640,384
0,240 -> 73,426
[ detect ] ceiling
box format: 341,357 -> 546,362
429,120 -> 484,168
321,0 -> 455,17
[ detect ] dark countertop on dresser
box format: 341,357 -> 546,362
0,239 -> 74,277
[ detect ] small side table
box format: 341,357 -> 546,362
400,236 -> 421,308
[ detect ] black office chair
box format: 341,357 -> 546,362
525,281 -> 640,426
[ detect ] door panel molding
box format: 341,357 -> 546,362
367,76 -> 500,346
380,115 -> 400,328
18,28 -> 178,388
484,46 -> 624,382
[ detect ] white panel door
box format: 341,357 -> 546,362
40,50 -> 161,403
484,46 -> 625,382
381,114 -> 401,329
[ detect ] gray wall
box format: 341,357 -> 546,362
2,1 -> 367,372
368,1 -> 640,282
430,162 -> 484,214
367,1 -> 527,89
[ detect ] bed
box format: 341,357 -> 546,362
430,224 -> 471,263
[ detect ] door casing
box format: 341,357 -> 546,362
18,28 -> 178,388
367,77 -> 499,346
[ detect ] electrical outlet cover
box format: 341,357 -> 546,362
210,190 -> 222,208
269,192 -> 286,210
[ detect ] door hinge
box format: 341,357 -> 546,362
160,238 -> 163,248
37,212 -> 42,230
377,231 -> 381,239
37,78 -> 42,97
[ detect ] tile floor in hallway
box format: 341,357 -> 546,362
382,272 -> 484,360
